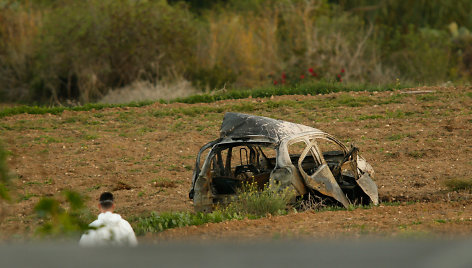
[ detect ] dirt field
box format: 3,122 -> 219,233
1,86 -> 471,240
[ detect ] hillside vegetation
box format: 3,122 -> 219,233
1,0 -> 471,104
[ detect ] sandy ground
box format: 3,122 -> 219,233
1,85 -> 471,240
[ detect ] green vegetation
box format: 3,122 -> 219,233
172,82 -> 405,104
134,182 -> 294,235
0,141 -> 10,200
0,82 -> 406,118
134,210 -> 241,235
1,0 -> 470,104
444,178 -> 472,192
387,134 -> 406,141
225,182 -> 294,217
0,101 -> 154,119
35,191 -> 93,237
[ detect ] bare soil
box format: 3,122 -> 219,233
1,86 -> 471,240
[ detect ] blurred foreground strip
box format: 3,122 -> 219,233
1,240 -> 472,268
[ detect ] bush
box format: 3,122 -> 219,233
225,182 -> 295,218
35,190 -> 93,238
33,0 -> 196,103
444,178 -> 472,192
387,26 -> 456,83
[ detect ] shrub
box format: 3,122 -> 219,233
387,27 -> 455,83
224,181 -> 295,218
35,190 -> 93,237
444,178 -> 472,192
33,0 -> 197,103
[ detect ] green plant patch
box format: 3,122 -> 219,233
133,210 -> 242,235
444,178 -> 472,192
358,114 -> 384,120
416,94 -> 439,101
387,133 -> 406,141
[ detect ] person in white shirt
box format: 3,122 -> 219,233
79,192 -> 138,247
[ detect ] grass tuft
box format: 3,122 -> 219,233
444,178 -> 472,192
224,182 -> 294,218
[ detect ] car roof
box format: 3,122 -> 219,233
220,112 -> 324,143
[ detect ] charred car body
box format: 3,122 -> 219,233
189,113 -> 379,212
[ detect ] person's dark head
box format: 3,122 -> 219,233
99,192 -> 114,212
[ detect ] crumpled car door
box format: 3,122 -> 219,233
297,140 -> 350,207
356,156 -> 379,205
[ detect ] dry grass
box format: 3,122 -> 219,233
99,79 -> 198,104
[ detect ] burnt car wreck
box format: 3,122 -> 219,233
189,112 -> 379,212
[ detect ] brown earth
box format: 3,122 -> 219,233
1,86 -> 471,240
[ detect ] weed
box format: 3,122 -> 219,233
358,114 -> 384,120
334,94 -> 374,107
133,210 -> 241,235
183,164 -> 193,171
444,178 -> 472,192
141,154 -> 152,161
24,181 -> 42,186
82,134 -> 98,141
18,191 -> 36,201
416,94 -> 439,101
138,127 -> 154,134
129,168 -> 142,174
34,135 -> 61,144
166,164 -> 181,172
434,219 -> 447,224
387,134 -> 405,141
398,224 -> 408,230
408,151 -> 424,159
380,201 -> 403,206
224,182 -> 295,218
93,113 -> 105,118
86,185 -> 101,192
86,121 -> 101,126
151,178 -> 177,188
0,142 -> 11,200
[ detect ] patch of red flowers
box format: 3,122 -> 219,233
308,68 -> 318,77
270,67 -> 323,86
336,68 -> 345,82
